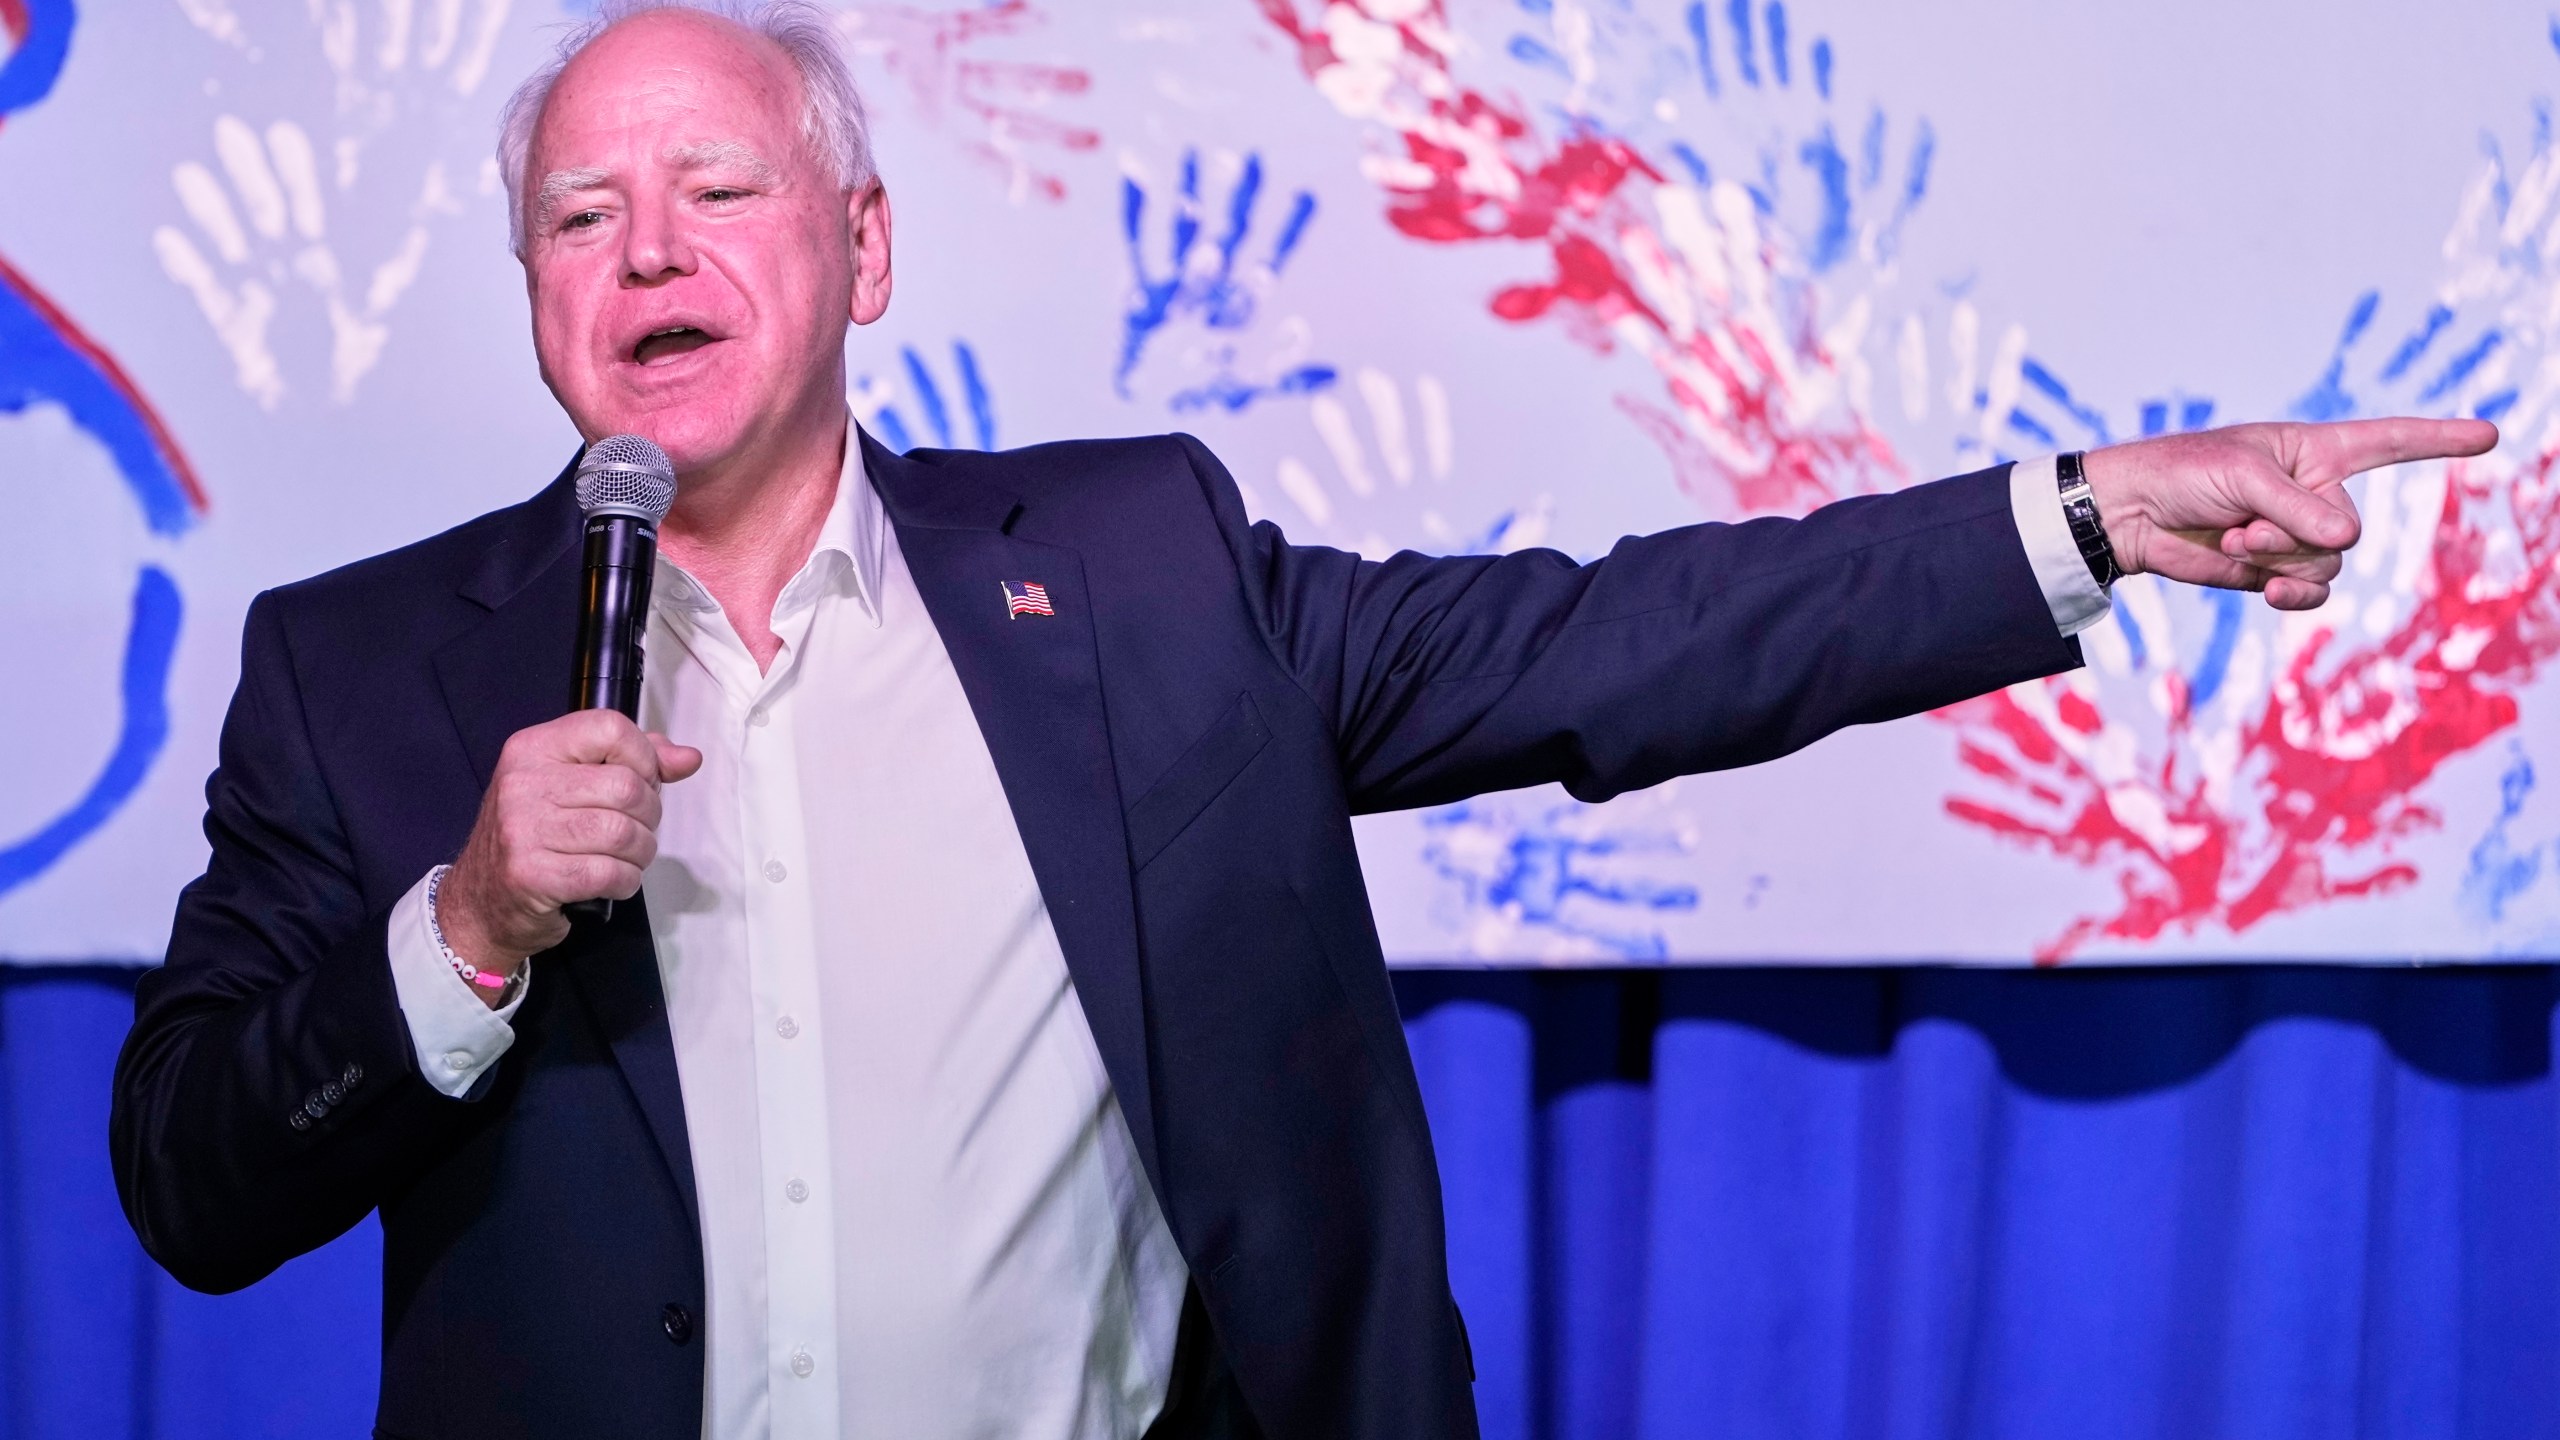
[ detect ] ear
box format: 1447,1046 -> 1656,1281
848,181 -> 892,326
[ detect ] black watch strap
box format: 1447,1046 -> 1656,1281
2056,451 -> 2122,589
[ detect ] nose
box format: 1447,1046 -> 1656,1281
621,190 -> 696,287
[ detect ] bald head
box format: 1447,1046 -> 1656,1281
497,0 -> 872,258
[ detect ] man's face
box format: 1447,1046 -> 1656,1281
520,11 -> 871,471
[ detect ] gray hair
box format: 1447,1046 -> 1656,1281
495,0 -> 875,257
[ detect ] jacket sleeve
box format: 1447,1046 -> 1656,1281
1174,434 -> 2084,815
110,591 -> 479,1293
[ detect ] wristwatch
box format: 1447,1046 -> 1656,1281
2056,451 -> 2123,589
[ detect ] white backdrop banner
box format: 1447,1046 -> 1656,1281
5,0 -> 2559,963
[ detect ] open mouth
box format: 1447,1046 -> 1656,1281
632,326 -> 716,366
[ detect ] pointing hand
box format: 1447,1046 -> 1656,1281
2082,417 -> 2499,610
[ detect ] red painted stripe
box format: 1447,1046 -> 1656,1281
0,250 -> 211,515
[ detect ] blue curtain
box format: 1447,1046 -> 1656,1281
5,964 -> 2555,1439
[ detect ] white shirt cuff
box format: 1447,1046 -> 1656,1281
2009,454 -> 2113,637
387,867 -> 527,1099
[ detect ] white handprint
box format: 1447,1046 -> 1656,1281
303,0 -> 516,119
1260,368 -> 1551,560
158,0 -> 512,408
153,115 -> 450,407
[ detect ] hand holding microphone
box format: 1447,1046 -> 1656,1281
434,437 -> 699,1001
433,710 -> 699,991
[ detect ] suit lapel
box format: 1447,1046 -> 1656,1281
428,457 -> 700,1223
864,431 -> 1162,1182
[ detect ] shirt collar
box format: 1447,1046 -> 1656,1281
786,426 -> 886,628
656,417 -> 888,630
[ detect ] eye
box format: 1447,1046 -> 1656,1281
700,187 -> 749,204
562,209 -> 607,231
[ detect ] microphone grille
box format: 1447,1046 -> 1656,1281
575,435 -> 677,522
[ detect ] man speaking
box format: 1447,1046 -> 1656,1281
109,3 -> 2493,1437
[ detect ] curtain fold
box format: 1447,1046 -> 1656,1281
5,965 -> 2554,1440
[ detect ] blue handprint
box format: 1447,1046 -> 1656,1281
1422,798 -> 1701,961
2462,746 -> 2560,951
2291,286 -> 2517,427
1504,0 -> 1933,273
1693,0 -> 1932,270
855,339 -> 998,454
1116,149 -> 1335,413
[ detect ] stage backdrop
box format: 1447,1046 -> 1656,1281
4,0 -> 2560,965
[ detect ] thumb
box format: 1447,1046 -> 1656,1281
650,733 -> 705,783
2238,458 -> 2361,551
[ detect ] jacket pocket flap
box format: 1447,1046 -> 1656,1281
1126,692 -> 1271,869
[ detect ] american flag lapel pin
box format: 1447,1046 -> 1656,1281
1001,580 -> 1055,619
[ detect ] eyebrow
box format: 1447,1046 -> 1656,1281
533,166 -> 611,230
665,140 -> 783,188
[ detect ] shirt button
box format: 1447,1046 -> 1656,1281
775,1015 -> 800,1040
748,706 -> 771,728
785,1178 -> 809,1203
443,1051 -> 472,1071
762,859 -> 788,883
790,1347 -> 816,1378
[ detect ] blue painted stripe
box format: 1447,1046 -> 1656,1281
1811,37 -> 1832,98
1764,2 -> 1789,86
1684,1 -> 1720,96
1269,190 -> 1317,270
2379,304 -> 2455,383
2419,328 -> 2503,403
1726,0 -> 1758,86
1508,33 -> 1572,79
2188,589 -> 2244,709
0,565 -> 182,898
2006,408 -> 2057,447
2019,357 -> 2113,444
953,341 -> 996,449
902,346 -> 952,448
2112,591 -> 2149,671
2340,288 -> 2381,348
0,0 -> 76,117
1798,126 -> 1850,270
0,269 -> 198,537
1901,120 -> 1935,212
1215,152 -> 1262,272
871,405 -> 913,455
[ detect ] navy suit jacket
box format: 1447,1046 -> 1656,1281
112,431 -> 2078,1439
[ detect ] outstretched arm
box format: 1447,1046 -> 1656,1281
1188,416 -> 2498,815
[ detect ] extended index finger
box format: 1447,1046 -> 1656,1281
2297,416 -> 2498,487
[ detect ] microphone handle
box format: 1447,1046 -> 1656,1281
565,514 -> 659,924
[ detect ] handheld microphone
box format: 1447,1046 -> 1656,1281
565,435 -> 677,923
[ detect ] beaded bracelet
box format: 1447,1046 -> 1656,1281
425,864 -> 525,1004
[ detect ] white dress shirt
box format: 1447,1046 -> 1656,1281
386,446 -> 2110,1437
391,435 -> 1189,1438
